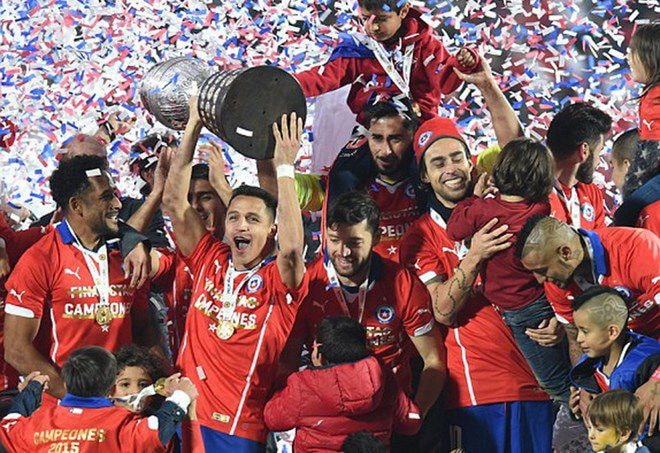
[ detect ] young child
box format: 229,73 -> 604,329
294,0 -> 480,124
585,390 -> 650,453
446,137 -> 572,404
263,316 -> 421,451
569,286 -> 660,396
111,345 -> 171,413
111,346 -> 204,453
0,346 -> 197,452
627,23 -> 660,142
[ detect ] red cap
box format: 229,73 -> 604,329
413,117 -> 467,164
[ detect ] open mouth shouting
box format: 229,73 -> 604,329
233,235 -> 252,254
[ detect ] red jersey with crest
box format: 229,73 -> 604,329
368,177 -> 419,261
399,210 -> 550,409
637,200 -> 660,237
549,181 -> 607,230
544,228 -> 659,338
3,221 -> 149,367
176,233 -> 308,443
0,217 -> 52,391
152,249 -> 194,358
0,400 -> 164,452
296,254 -> 434,393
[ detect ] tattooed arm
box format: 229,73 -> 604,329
429,218 -> 512,325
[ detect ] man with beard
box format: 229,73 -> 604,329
323,96 -> 424,261
399,63 -> 555,451
162,102 -> 307,451
516,215 -> 659,342
3,156 -> 157,400
296,191 -> 444,419
546,102 -> 612,230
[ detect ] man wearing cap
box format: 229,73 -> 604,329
399,59 -> 555,452
4,155 -> 158,401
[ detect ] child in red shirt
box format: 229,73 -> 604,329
295,0 -> 480,124
447,138 -> 573,404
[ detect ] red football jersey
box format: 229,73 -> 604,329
544,228 -> 659,338
176,233 -> 308,443
152,249 -> 194,358
0,400 -> 164,452
296,254 -> 434,393
399,210 -> 550,409
4,221 -> 149,367
0,218 -> 52,391
368,177 -> 420,261
639,85 -> 660,141
549,181 -> 607,230
637,200 -> 660,237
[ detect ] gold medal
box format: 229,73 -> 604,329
216,321 -> 235,340
94,305 -> 113,326
153,377 -> 168,396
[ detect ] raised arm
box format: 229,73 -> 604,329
162,98 -> 207,257
454,56 -> 523,148
126,149 -> 171,234
273,113 -> 306,289
203,142 -> 233,207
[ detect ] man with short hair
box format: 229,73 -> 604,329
516,215 -> 659,342
4,156 -> 158,400
0,346 -> 197,452
294,191 -> 445,420
546,102 -> 612,229
399,58 -> 555,452
162,101 -> 307,451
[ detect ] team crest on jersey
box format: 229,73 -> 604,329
405,183 -> 415,198
376,305 -> 395,324
417,131 -> 433,149
613,286 -> 632,300
247,275 -> 263,293
581,202 -> 595,222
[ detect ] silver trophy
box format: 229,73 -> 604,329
139,57 -> 211,130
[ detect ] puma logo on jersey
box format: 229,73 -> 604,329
8,290 -> 25,304
642,119 -> 654,130
442,241 -> 469,261
64,267 -> 82,281
312,300 -> 326,312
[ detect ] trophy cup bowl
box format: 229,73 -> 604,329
140,57 -> 211,130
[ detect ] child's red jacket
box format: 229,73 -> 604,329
295,8 -> 479,124
264,356 -> 421,451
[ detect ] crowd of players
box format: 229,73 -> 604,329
0,1 -> 658,452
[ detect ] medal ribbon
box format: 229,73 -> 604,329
64,220 -> 111,311
221,257 -> 274,323
323,258 -> 370,323
363,35 -> 415,98
553,183 -> 581,228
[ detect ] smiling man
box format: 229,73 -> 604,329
295,191 -> 444,421
162,100 -> 307,451
516,215 -> 659,343
4,155 -> 156,400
